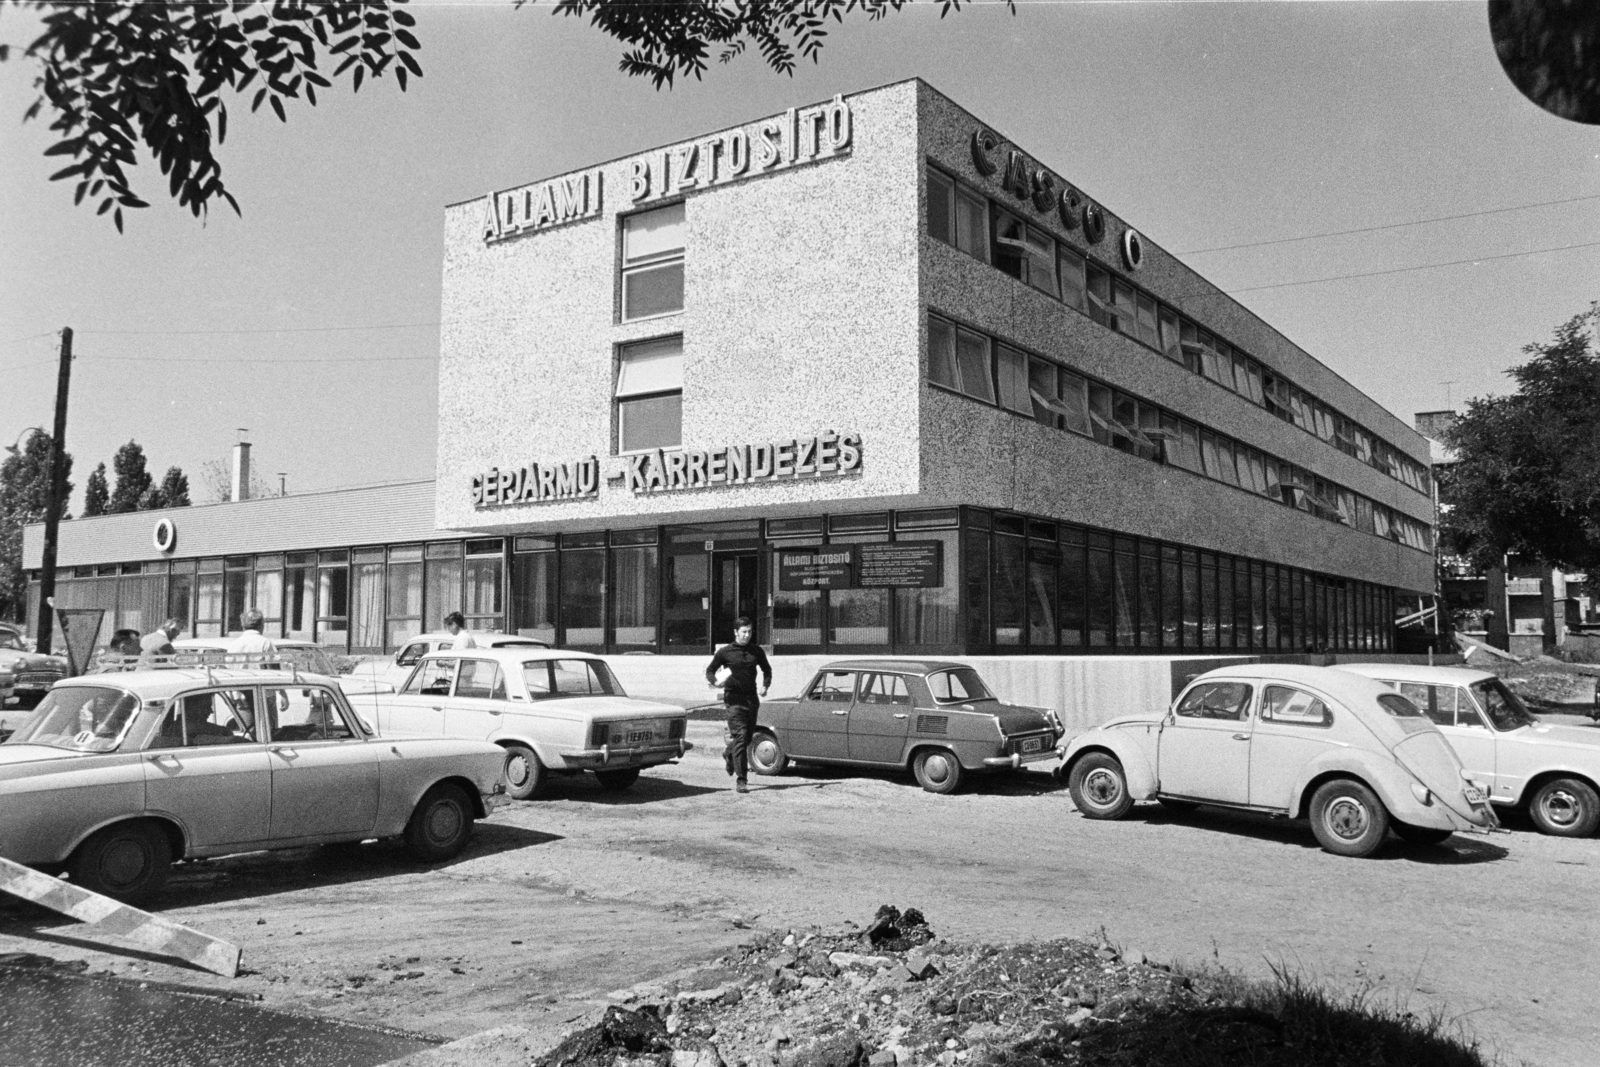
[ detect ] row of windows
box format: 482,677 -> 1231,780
616,202 -> 690,452
928,314 -> 1434,552
927,166 -> 1432,497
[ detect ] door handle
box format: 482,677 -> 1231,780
892,713 -> 908,719
832,709 -> 849,716
431,706 -> 444,712
147,753 -> 178,763
1231,733 -> 1251,741
271,746 -> 298,757
487,709 -> 502,716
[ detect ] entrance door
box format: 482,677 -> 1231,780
712,551 -> 761,646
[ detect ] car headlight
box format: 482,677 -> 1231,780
1409,782 -> 1432,805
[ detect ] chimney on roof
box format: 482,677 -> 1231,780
1414,410 -> 1457,443
232,439 -> 252,502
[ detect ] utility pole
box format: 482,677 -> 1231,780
34,327 -> 72,655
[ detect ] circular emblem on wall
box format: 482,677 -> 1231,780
1082,202 -> 1107,245
970,129 -> 1000,175
1122,228 -> 1145,270
152,517 -> 177,554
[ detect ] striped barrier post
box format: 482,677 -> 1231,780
0,856 -> 240,978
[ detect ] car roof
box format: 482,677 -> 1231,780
57,669 -> 341,699
407,632 -> 546,646
422,646 -> 598,663
1337,663 -> 1496,686
1189,663 -> 1404,705
817,658 -> 973,675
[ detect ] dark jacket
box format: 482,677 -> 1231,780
706,642 -> 773,708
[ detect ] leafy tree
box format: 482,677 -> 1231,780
82,461 -> 108,517
107,439 -> 152,514
157,466 -> 191,509
3,0 -> 1001,227
1489,0 -> 1600,125
0,432 -> 73,622
197,457 -> 272,504
1441,302 -> 1600,582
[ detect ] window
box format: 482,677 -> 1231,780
1059,246 -> 1086,311
1175,681 -> 1252,721
807,671 -> 857,702
1376,693 -> 1424,719
404,658 -> 457,696
993,209 -> 1058,297
526,658 -> 622,698
160,690 -> 261,747
927,668 -> 992,703
395,642 -> 429,668
1057,372 -> 1091,437
269,686 -> 357,741
1028,357 -> 1058,428
1261,686 -> 1331,726
953,325 -> 996,403
455,659 -> 507,700
621,203 -> 685,320
858,673 -> 911,705
1158,307 -> 1182,364
995,344 -> 1032,414
616,335 -> 684,452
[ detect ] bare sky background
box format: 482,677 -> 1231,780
2,0 -> 1595,512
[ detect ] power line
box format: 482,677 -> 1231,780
1219,240 -> 1600,295
0,331 -> 57,347
1175,193 -> 1600,255
80,352 -> 438,364
77,320 -> 440,337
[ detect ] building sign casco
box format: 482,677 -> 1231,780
481,95 -> 853,245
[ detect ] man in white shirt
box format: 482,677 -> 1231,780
229,609 -> 278,657
443,612 -> 478,649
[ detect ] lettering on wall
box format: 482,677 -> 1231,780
625,432 -> 861,494
777,540 -> 943,591
481,169 -> 603,245
472,456 -> 600,509
627,95 -> 853,206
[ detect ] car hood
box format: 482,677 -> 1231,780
1392,732 -> 1493,826
1511,722 -> 1600,751
0,651 -> 67,671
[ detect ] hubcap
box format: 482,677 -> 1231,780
753,739 -> 776,767
506,754 -> 529,788
1084,768 -> 1121,806
1325,796 -> 1370,840
923,754 -> 953,783
100,838 -> 149,889
427,801 -> 463,844
1541,790 -> 1580,827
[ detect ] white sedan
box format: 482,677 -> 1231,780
343,631 -> 549,693
1058,664 -> 1497,857
1340,663 -> 1600,838
349,647 -> 691,800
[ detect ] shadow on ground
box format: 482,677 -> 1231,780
521,772 -> 724,805
764,764 -> 1066,797
1122,804 -> 1510,864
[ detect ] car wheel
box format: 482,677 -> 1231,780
1068,753 -> 1132,819
70,821 -> 172,903
1156,797 -> 1199,814
502,743 -> 544,801
912,748 -> 964,795
1528,777 -> 1600,837
404,783 -> 474,863
1391,822 -> 1454,847
747,731 -> 789,776
594,767 -> 641,791
1309,779 -> 1390,857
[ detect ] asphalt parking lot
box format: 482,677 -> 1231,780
0,720 -> 1595,1067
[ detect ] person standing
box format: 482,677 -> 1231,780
139,618 -> 182,661
442,611 -> 478,649
229,609 -> 278,657
704,616 -> 771,794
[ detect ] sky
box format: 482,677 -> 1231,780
1,0 -> 1596,513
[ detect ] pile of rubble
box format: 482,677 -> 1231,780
537,907 -> 1223,1067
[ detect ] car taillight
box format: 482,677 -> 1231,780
669,719 -> 685,740
590,723 -> 609,747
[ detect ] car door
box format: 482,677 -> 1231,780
265,684 -> 379,839
1158,681 -> 1253,805
143,688 -> 274,849
848,672 -> 913,764
787,671 -> 856,760
381,657 -> 458,737
443,658 -> 509,740
1248,685 -> 1338,810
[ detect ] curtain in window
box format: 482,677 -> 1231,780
352,562 -> 385,650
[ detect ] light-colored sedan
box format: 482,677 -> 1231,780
349,647 -> 690,800
1058,664 -> 1497,857
0,624 -> 68,707
0,665 -> 507,902
343,631 -> 550,693
1340,663 -> 1600,838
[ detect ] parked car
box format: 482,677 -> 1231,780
347,647 -> 690,799
1057,664 -> 1497,857
343,631 -> 550,693
0,663 -> 14,708
0,624 -> 68,708
0,663 -> 506,902
1339,663 -> 1600,838
748,660 -> 1063,794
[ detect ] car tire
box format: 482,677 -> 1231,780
747,731 -> 789,776
1156,797 -> 1199,814
912,748 -> 964,795
1309,779 -> 1390,857
404,783 -> 474,863
1391,822 -> 1454,847
1068,753 -> 1133,819
1528,777 -> 1600,838
594,767 -> 641,791
502,743 -> 544,801
70,821 -> 172,903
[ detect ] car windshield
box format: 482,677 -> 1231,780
1472,679 -> 1537,731
523,659 -> 626,699
7,686 -> 140,752
926,668 -> 993,703
0,631 -> 25,651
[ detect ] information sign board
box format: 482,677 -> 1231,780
856,541 -> 943,588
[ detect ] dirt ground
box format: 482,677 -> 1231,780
1,720 -> 1596,1067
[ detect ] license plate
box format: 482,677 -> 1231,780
1463,784 -> 1487,805
1021,737 -> 1043,754
614,721 -> 659,745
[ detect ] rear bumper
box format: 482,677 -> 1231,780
563,738 -> 694,769
982,749 -> 1058,769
